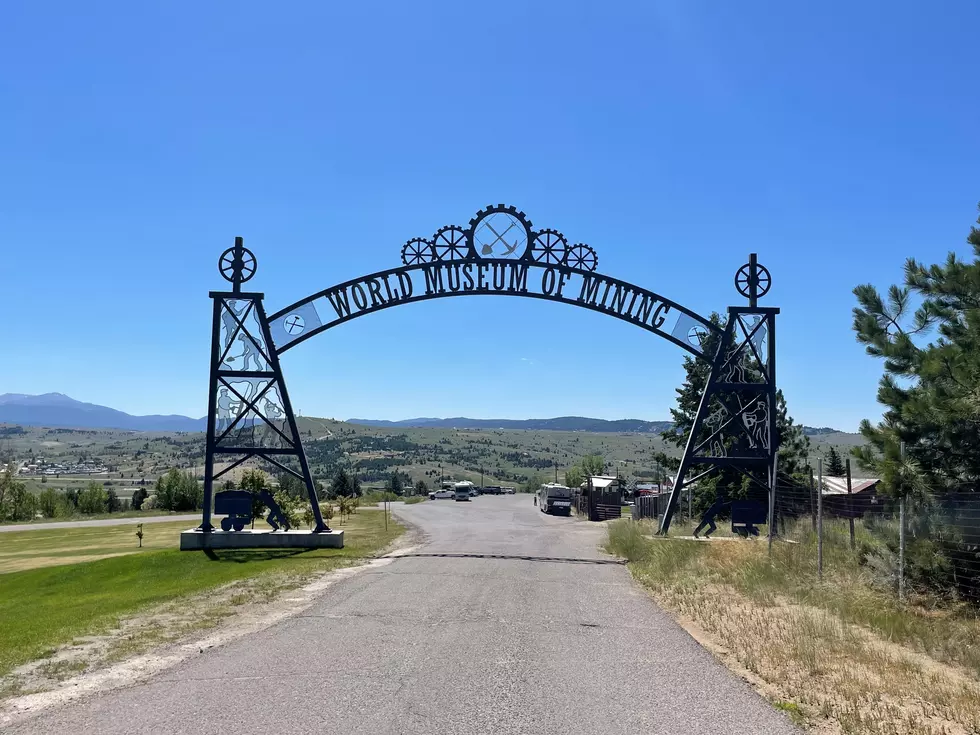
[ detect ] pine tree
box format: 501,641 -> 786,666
387,472 -> 404,496
852,204 -> 980,491
330,468 -> 351,499
824,446 -> 846,477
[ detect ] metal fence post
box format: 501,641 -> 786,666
817,458 -> 824,582
809,470 -> 816,531
899,494 -> 906,601
899,441 -> 906,602
768,478 -> 776,557
845,458 -> 855,550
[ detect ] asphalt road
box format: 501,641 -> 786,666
7,495 -> 798,734
0,515 -> 200,533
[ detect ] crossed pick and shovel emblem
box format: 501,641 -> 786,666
480,219 -> 520,256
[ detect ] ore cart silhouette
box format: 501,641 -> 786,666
214,489 -> 290,532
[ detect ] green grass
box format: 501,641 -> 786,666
0,509 -> 402,677
0,509 -> 197,527
0,520 -> 195,573
771,700 -> 806,726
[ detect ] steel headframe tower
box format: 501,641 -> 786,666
658,254 -> 779,535
199,238 -> 328,533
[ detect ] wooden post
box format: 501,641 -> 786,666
846,458 -> 855,550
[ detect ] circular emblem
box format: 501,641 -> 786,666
283,314 -> 306,336
687,325 -> 709,348
735,262 -> 772,300
472,211 -> 528,259
218,246 -> 257,284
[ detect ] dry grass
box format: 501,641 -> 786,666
607,519 -> 980,735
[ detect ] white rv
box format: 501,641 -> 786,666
454,481 -> 475,501
538,483 -> 572,515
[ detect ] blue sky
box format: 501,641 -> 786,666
2,1 -> 978,431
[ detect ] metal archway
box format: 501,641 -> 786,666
198,205 -> 779,536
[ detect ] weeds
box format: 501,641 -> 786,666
607,518 -> 980,735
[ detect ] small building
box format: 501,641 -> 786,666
586,475 -> 622,492
820,476 -> 880,518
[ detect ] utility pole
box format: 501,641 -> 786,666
481,465 -> 484,490
845,458 -> 855,550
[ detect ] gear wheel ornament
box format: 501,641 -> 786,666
530,229 -> 567,266
470,204 -> 531,259
432,225 -> 469,261
395,205 -> 602,271
218,243 -> 257,285
564,243 -> 598,272
735,260 -> 771,301
401,237 -> 435,266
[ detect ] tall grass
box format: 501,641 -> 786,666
606,518 -> 980,733
606,518 -> 980,674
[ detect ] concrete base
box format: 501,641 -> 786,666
180,528 -> 344,551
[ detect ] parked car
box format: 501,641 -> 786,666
501,486 -> 515,494
429,489 -> 454,500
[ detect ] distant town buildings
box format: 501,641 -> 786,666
16,459 -> 109,476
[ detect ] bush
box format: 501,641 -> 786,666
37,488 -> 61,518
78,483 -> 109,514
155,469 -> 203,511
131,487 -> 149,511
272,490 -> 304,529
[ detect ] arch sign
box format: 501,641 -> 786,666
191,205 -> 781,547
267,205 -> 718,358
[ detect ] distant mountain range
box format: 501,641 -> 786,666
348,416 -> 676,433
0,393 -> 848,436
349,416 -> 845,436
0,393 -> 207,432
